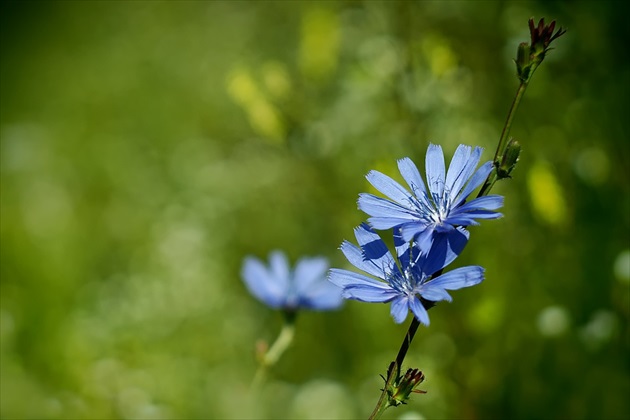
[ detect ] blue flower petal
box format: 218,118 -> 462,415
354,224 -> 390,258
340,241 -> 384,278
409,297 -> 431,326
293,257 -> 329,295
393,228 -> 411,268
442,216 -> 481,226
454,195 -> 504,213
420,228 -> 469,275
445,144 -> 472,192
242,255 -> 288,308
298,281 -> 345,310
269,251 -> 290,286
328,268 -> 390,289
449,212 -> 503,223
400,222 -> 429,243
390,296 -> 410,323
343,284 -> 399,302
366,170 -> 414,207
446,145 -> 483,200
453,161 -> 494,207
397,157 -> 429,202
358,193 -> 416,222
425,144 -> 446,198
409,226 -> 434,255
418,287 -> 453,302
424,266 -> 484,291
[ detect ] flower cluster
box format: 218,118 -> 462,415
329,144 -> 503,325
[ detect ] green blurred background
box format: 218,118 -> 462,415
1,1 -> 628,419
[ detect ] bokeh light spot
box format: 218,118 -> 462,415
537,305 -> 570,337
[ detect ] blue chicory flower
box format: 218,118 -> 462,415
242,251 -> 344,311
328,224 -> 484,325
358,144 -> 504,253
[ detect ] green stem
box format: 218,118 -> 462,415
494,81 -> 528,164
368,305 -> 425,419
251,313 -> 296,389
478,80 -> 528,197
368,361 -> 398,420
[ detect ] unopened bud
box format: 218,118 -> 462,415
384,365 -> 427,407
514,18 -> 565,83
515,42 -> 532,82
498,139 -> 521,179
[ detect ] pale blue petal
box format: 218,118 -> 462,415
445,144 -> 471,194
409,297 -> 431,326
454,195 -> 504,213
418,287 -> 453,302
354,224 -> 397,273
328,268 -> 389,288
368,216 -> 417,230
269,251 -> 290,287
343,284 -> 399,302
298,281 -> 344,310
448,212 -> 503,223
447,146 -> 483,200
393,227 -> 411,268
358,193 -> 416,220
339,241 -> 384,278
442,216 -> 480,226
453,161 -> 494,207
400,222 -> 429,242
390,296 -> 410,323
397,157 -> 429,201
424,266 -> 484,290
366,170 -> 414,207
425,144 -> 446,198
242,257 -> 287,308
293,257 -> 329,297
412,226 -> 435,255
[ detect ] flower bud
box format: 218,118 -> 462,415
514,18 -> 565,83
384,364 -> 427,407
515,42 -> 532,83
498,139 -> 521,179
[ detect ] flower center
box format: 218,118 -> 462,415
386,263 -> 427,297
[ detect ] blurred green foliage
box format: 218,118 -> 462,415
1,1 -> 629,419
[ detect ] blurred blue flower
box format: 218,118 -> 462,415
329,224 -> 484,325
358,144 -> 504,253
242,251 -> 344,311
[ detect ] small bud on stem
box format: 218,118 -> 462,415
498,139 -> 522,179
516,18 -> 566,83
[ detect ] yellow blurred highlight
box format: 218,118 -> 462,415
247,99 -> 285,144
226,66 -> 285,144
226,67 -> 260,106
299,8 -> 340,81
422,36 -> 457,77
527,161 -> 568,226
262,61 -> 291,100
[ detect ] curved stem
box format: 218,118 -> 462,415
251,313 -> 296,389
368,361 -> 398,420
368,303 -> 428,419
479,81 -> 528,197
493,81 -> 528,165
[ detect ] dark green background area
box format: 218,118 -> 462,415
1,1 -> 628,419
